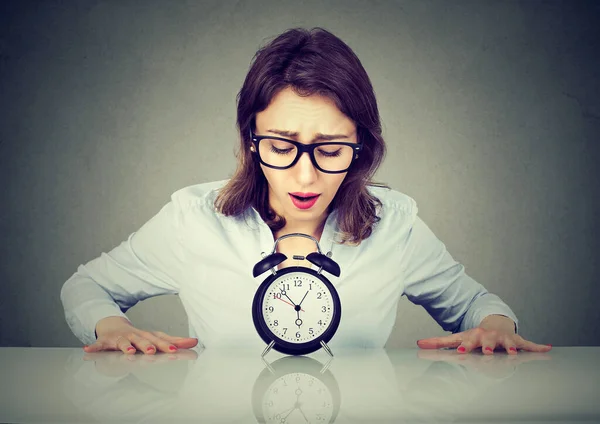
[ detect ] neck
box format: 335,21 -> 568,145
274,215 -> 327,241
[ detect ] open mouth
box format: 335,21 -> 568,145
290,194 -> 318,201
289,193 -> 320,209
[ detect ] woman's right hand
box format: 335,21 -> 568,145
83,316 -> 199,355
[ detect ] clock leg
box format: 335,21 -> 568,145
261,340 -> 275,358
260,356 -> 276,373
320,340 -> 334,357
320,355 -> 334,374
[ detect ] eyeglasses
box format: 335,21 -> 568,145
250,131 -> 363,174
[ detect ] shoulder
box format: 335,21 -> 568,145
170,179 -> 229,208
162,179 -> 245,231
366,184 -> 418,218
163,179 -> 232,224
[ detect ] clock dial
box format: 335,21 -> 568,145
262,372 -> 334,423
252,356 -> 341,424
262,271 -> 335,344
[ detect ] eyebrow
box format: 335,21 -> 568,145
267,129 -> 351,142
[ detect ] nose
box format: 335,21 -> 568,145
293,151 -> 319,183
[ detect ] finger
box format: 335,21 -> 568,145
480,332 -> 499,355
128,332 -> 158,355
151,332 -> 199,349
83,342 -> 105,353
457,337 -> 481,354
114,336 -> 136,355
501,334 -> 519,355
137,331 -> 184,353
171,338 -> 199,349
416,334 -> 463,349
517,338 -> 553,353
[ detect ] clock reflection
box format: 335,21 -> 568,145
252,355 -> 341,423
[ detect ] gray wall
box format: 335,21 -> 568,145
1,0 -> 598,348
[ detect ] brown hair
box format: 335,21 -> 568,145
214,27 -> 389,246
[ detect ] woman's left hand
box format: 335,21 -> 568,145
416,327 -> 552,355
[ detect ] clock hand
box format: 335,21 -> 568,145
296,403 -> 309,423
293,388 -> 310,422
298,290 -> 309,307
280,288 -> 298,307
282,406 -> 296,421
273,404 -> 295,418
277,297 -> 305,312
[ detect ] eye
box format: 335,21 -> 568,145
317,147 -> 342,157
270,146 -> 294,155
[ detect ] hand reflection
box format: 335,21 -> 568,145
416,348 -> 551,379
82,349 -> 199,378
62,347 -> 561,423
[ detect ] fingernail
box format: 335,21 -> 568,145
547,344 -> 552,348
146,347 -> 155,353
169,345 -> 177,351
83,345 -> 88,349
458,346 -> 466,353
127,347 -> 136,352
509,347 -> 517,352
484,347 -> 493,352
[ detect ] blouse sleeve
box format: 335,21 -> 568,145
60,197 -> 187,345
401,214 -> 519,334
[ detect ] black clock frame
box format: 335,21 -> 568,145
252,266 -> 341,356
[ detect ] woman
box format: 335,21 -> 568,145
61,27 -> 551,356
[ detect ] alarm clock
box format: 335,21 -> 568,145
252,233 -> 341,357
251,355 -> 341,423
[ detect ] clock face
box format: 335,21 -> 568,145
261,271 -> 335,344
252,356 -> 341,423
261,372 -> 334,423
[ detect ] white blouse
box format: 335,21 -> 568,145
61,179 -> 518,348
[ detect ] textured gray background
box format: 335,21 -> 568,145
1,0 -> 598,348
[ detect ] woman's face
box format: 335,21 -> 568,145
254,87 -> 357,232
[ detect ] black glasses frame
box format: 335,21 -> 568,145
250,131 -> 363,174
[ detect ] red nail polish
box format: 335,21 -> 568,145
127,347 -> 135,352
509,347 -> 517,352
458,346 -> 466,353
169,345 -> 177,351
485,347 -> 493,352
146,347 -> 155,352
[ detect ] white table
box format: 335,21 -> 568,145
1,346 -> 598,423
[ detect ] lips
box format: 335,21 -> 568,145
289,193 -> 320,210
290,192 -> 319,198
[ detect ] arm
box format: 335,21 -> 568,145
401,215 -> 519,334
60,198 -> 186,346
478,314 -> 516,333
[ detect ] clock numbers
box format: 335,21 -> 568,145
262,373 -> 335,423
263,271 -> 334,344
